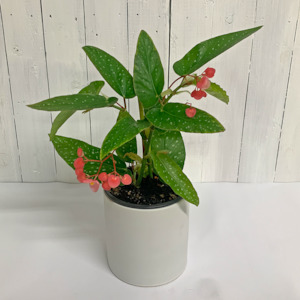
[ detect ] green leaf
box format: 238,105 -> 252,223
205,81 -> 229,104
146,103 -> 225,133
151,129 -> 185,169
79,80 -> 105,95
49,111 -> 75,140
27,94 -> 117,111
115,111 -> 137,162
51,135 -> 128,176
133,30 -> 164,108
173,26 -> 262,76
100,114 -> 150,159
151,151 -> 199,206
83,46 -> 135,98
49,81 -> 105,139
124,152 -> 142,163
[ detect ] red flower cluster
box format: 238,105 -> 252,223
185,67 -> 216,118
98,172 -> 132,191
74,155 -> 100,192
73,148 -> 132,192
191,67 -> 215,100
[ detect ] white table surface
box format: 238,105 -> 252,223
0,182 -> 300,300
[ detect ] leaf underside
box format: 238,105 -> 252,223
205,81 -> 229,104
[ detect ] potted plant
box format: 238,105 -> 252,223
28,26 -> 262,286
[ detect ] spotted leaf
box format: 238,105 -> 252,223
133,30 -> 164,108
146,103 -> 225,133
52,135 -> 128,176
49,81 -> 105,139
151,151 -> 199,206
83,46 -> 135,98
173,26 -> 262,76
115,111 -> 138,162
101,114 -> 150,159
28,94 -> 117,111
151,129 -> 185,169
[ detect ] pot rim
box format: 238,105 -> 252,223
104,190 -> 183,210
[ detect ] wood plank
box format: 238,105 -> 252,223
84,0 -> 128,149
41,0 -> 90,182
275,8 -> 300,182
0,6 -> 21,182
1,0 -> 56,182
170,0 -> 256,182
238,0 -> 300,182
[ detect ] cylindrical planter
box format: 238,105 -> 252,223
104,191 -> 189,287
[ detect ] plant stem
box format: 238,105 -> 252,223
164,84 -> 182,104
138,101 -> 145,120
112,105 -> 123,111
148,158 -> 153,179
137,128 -> 153,187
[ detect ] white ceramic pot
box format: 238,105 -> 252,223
103,191 -> 189,287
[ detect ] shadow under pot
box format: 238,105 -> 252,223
103,190 -> 189,287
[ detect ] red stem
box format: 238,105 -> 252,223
168,76 -> 184,89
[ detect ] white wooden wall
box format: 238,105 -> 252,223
0,0 -> 299,183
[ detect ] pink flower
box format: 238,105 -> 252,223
121,174 -> 132,185
196,76 -> 210,90
89,180 -> 100,192
102,181 -> 111,191
77,148 -> 84,157
74,157 -> 85,169
191,89 -> 207,100
203,67 -> 215,78
108,174 -> 121,188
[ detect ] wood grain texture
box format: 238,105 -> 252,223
84,0 -> 128,149
1,0 -> 56,182
170,0 -> 257,182
41,0 -> 90,182
275,7 -> 300,182
238,0 -> 300,182
0,6 -> 21,182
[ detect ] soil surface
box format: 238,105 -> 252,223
109,177 -> 179,206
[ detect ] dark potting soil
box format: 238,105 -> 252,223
109,177 -> 179,206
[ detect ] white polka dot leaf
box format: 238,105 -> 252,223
151,129 -> 185,169
27,94 -> 117,111
133,30 -> 164,109
49,81 -> 105,140
151,151 -> 199,206
146,103 -> 225,133
27,27 -> 262,204
100,112 -> 150,160
52,136 -> 129,176
83,46 -> 135,99
173,26 -> 262,76
115,111 -> 138,163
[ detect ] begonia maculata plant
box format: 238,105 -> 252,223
28,26 -> 262,206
